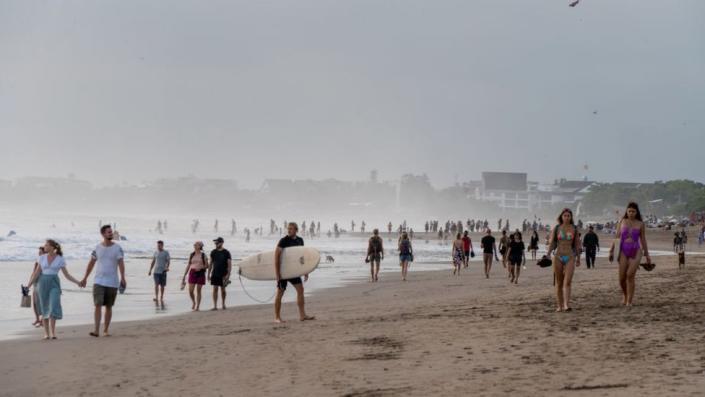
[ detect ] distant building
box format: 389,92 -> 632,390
531,179 -> 595,210
471,173 -> 597,211
477,172 -> 529,210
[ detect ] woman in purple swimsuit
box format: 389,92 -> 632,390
609,202 -> 651,307
547,208 -> 582,312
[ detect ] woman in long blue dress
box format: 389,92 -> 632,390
27,240 -> 82,340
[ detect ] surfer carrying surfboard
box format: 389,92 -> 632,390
274,222 -> 315,323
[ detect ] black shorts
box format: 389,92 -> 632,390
509,256 -> 522,266
211,275 -> 225,286
93,284 -> 118,307
277,277 -> 302,291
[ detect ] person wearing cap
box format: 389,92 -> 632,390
208,237 -> 232,310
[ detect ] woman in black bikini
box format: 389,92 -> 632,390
547,208 -> 582,312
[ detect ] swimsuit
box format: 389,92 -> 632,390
620,226 -> 641,259
556,227 -> 576,264
453,246 -> 464,265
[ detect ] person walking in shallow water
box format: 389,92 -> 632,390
547,209 -> 581,312
366,229 -> 384,282
609,202 -> 651,307
27,240 -> 82,339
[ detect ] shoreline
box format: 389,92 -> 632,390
1,250 -> 684,342
2,253 -> 704,396
1,227 -> 697,341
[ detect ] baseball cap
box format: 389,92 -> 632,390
213,237 -> 224,243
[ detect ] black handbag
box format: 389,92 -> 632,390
537,256 -> 552,268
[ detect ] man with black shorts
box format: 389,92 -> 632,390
582,226 -> 599,269
274,222 -> 314,323
480,229 -> 499,279
461,231 -> 474,268
209,237 -> 232,310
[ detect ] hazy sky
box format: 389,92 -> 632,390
1,0 -> 704,188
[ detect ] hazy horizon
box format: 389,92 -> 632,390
2,0 -> 704,189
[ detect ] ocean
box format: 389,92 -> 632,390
0,210 -> 463,339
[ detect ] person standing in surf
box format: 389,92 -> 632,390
480,229 -> 499,278
274,222 -> 315,323
26,240 -> 82,339
398,232 -> 413,281
366,229 -> 384,282
79,225 -> 126,337
609,202 -> 651,307
209,237 -> 232,310
546,209 -> 581,312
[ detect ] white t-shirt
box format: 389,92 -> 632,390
38,254 -> 66,275
91,243 -> 124,288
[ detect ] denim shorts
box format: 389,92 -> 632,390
399,254 -> 413,262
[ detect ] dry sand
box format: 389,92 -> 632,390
2,232 -> 704,397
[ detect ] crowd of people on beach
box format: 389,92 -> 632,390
22,201 -> 661,340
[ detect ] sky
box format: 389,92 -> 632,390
1,0 -> 704,189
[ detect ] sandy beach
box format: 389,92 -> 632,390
2,231 -> 704,397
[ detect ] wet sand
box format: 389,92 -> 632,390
2,245 -> 704,396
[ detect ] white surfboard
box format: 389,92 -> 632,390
238,247 -> 321,281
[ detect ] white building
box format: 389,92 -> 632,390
472,173 -> 596,211
476,172 -> 530,210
